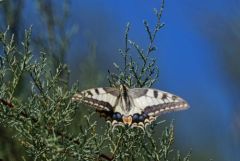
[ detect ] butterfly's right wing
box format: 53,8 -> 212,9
129,88 -> 189,116
128,88 -> 189,127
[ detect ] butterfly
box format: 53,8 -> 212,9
72,84 -> 189,129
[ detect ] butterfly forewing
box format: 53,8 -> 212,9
72,87 -> 120,112
128,88 -> 189,117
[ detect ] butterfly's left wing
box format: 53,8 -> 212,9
128,88 -> 189,124
72,87 -> 120,112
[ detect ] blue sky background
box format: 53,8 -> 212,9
4,0 -> 239,160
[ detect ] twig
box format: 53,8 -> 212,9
99,154 -> 114,161
0,98 -> 14,108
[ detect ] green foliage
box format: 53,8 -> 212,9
0,27 -> 76,160
0,1 -> 190,160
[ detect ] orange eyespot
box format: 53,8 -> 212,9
122,115 -> 132,126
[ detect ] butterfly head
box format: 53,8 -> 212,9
119,84 -> 129,90
119,84 -> 129,94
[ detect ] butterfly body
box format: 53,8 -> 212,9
72,85 -> 189,128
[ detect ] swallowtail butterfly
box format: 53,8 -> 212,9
72,85 -> 189,128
